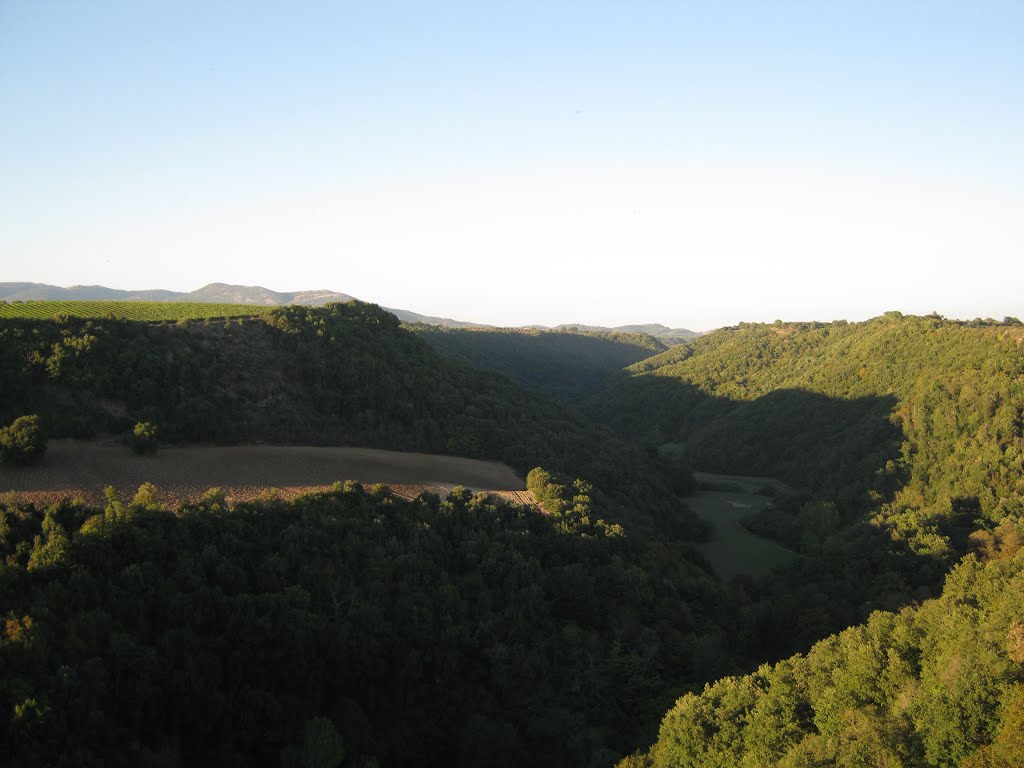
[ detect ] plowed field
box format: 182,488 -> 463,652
0,440 -> 526,507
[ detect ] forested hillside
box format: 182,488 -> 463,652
621,518 -> 1024,768
413,326 -> 666,400
0,303 -> 752,767
4,306 -> 1024,767
0,303 -> 699,536
0,482 -> 725,767
586,313 -> 1024,647
588,313 -> 1024,538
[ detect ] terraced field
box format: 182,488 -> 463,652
0,300 -> 279,321
0,440 -> 527,507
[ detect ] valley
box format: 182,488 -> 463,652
7,6 -> 1021,765
689,472 -> 798,579
0,302 -> 1021,767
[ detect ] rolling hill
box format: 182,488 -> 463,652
0,282 -> 699,335
584,312 -> 1024,649
0,302 -> 736,767
3,304 -> 1023,766
413,325 -> 668,400
554,322 -> 700,344
0,301 -> 701,538
0,281 -> 356,306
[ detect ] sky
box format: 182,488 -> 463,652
1,1 -> 1022,330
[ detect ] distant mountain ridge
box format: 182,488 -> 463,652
0,281 -> 357,306
0,282 -> 185,302
0,281 -> 698,336
186,282 -> 358,306
553,322 -> 699,342
382,307 -> 482,329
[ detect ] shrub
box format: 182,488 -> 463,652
130,421 -> 159,455
0,415 -> 47,465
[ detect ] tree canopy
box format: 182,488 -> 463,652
0,415 -> 46,465
585,315 -> 1024,649
624,518 -> 1024,768
3,308 -> 1024,766
0,482 -> 721,767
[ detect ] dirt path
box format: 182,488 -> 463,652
0,440 -> 528,507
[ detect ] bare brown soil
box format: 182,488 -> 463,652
0,440 -> 529,508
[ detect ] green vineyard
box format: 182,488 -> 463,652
0,300 -> 281,321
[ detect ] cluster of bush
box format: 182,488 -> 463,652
0,415 -> 159,464
0,414 -> 45,465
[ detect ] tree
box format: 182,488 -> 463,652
0,414 -> 46,465
130,421 -> 159,455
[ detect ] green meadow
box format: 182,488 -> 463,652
690,471 -> 798,579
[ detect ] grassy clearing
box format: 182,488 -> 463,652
690,471 -> 797,579
0,300 -> 279,321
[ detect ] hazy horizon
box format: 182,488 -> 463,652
3,2 -> 1022,329
4,277 -> 1021,334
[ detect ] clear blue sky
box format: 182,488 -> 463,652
2,1 -> 1022,329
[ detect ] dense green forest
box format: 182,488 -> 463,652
0,482 -> 728,767
587,314 -> 1024,526
584,313 -> 1024,648
621,518 -> 1024,768
3,305 -> 1024,767
0,303 -> 698,536
412,325 -> 666,400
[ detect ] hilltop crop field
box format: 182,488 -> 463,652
0,440 -> 527,507
0,300 -> 280,321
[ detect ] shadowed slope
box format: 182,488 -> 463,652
586,314 -> 1024,653
414,325 -> 666,400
